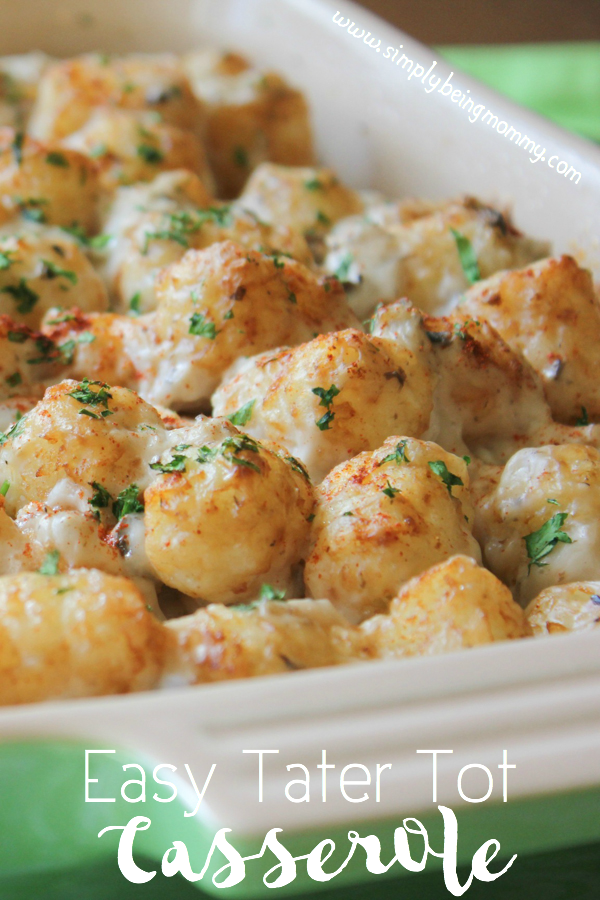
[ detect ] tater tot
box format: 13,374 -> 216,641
0,130 -> 101,232
184,51 -> 314,197
29,53 -> 205,141
361,555 -> 531,656
62,107 -> 214,194
239,163 -> 364,259
526,582 -> 600,635
108,203 -> 313,315
304,437 -> 481,622
163,598 -> 353,684
334,196 -> 548,315
0,569 -> 168,705
151,240 -> 357,408
0,379 -> 166,515
0,229 -> 108,327
474,443 -> 600,605
144,430 -> 315,603
213,328 -> 434,483
460,255 -> 600,424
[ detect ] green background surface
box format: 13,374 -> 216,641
440,43 -> 600,142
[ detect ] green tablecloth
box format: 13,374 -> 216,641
439,42 -> 600,141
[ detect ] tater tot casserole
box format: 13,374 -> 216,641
0,47 -> 598,707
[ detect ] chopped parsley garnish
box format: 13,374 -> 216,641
463,455 -> 471,465
26,335 -> 59,366
61,225 -> 111,249
150,454 -> 187,474
316,411 -> 334,431
137,144 -> 164,164
58,333 -> 95,365
259,584 -> 286,601
2,278 -> 39,314
17,198 -> 48,223
197,445 -> 217,464
576,406 -> 589,427
233,145 -> 249,168
227,400 -> 255,427
112,484 -> 144,520
39,550 -> 60,576
67,379 -> 112,415
312,384 -> 340,431
425,330 -> 452,346
450,228 -> 480,284
5,371 -> 21,387
312,384 -> 340,408
143,207 -> 232,252
89,482 -> 112,516
334,252 -> 354,282
41,260 -> 78,285
382,481 -> 400,499
89,143 -> 108,159
316,210 -> 331,226
524,512 -> 573,571
221,434 -> 261,473
0,480 -> 9,497
379,440 -> 410,466
129,292 -> 142,316
547,498 -> 559,505
7,330 -> 27,343
46,151 -> 69,168
12,131 -> 24,166
304,178 -> 323,191
286,455 -> 310,481
428,460 -> 464,496
272,256 -> 285,269
0,250 -> 14,270
189,312 -> 217,339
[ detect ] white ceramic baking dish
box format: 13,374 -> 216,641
1,0 -> 600,894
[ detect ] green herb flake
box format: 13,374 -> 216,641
7,330 -> 27,343
259,583 -> 286,601
547,498 -> 559,505
41,260 -> 78,285
221,434 -> 261,473
316,410 -> 335,431
137,144 -> 164,164
2,278 -> 39,314
233,145 -> 249,168
189,312 -> 217,339
129,292 -> 142,316
576,406 -> 590,427
382,481 -> 400,499
316,210 -> 331,226
304,178 -> 323,191
334,252 -> 354,282
379,440 -> 410,466
0,480 -> 9,497
12,131 -> 24,166
5,371 -> 21,388
46,151 -> 69,168
112,484 -> 144,520
89,482 -> 112,512
228,400 -> 256,427
39,550 -> 60,576
428,459 -> 464,496
450,228 -> 480,284
286,455 -> 310,481
67,379 -> 113,417
524,512 -> 573,571
197,445 -> 217,464
312,384 -> 340,409
150,454 -> 187,474
0,250 -> 14,270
